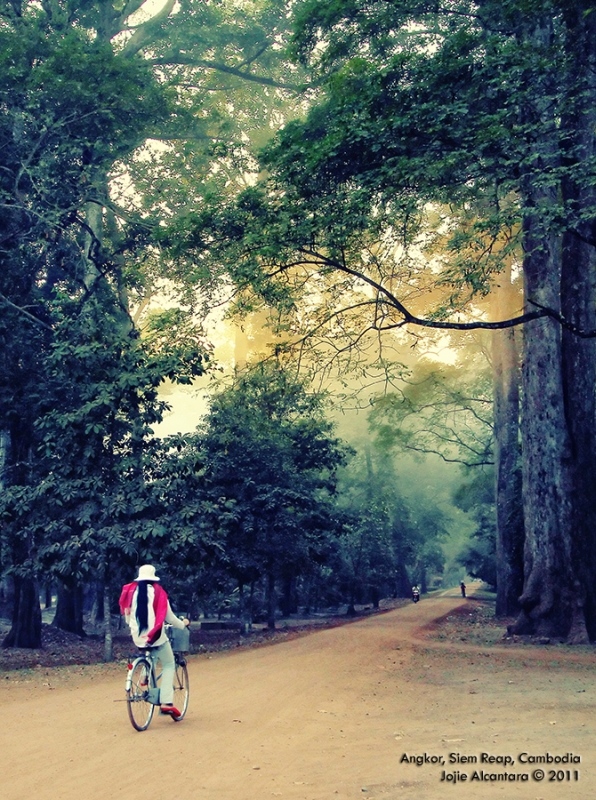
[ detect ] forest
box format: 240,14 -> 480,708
0,0 -> 595,654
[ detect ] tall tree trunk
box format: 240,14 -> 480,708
558,0 -> 596,642
2,426 -> 42,648
53,580 -> 86,637
2,576 -> 42,649
510,15 -> 575,639
559,227 -> 596,643
395,561 -> 412,598
514,242 -> 571,637
492,264 -> 524,616
511,7 -> 596,641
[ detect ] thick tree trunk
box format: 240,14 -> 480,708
559,229 -> 596,643
514,254 -> 572,637
558,0 -> 596,642
511,7 -> 596,641
509,15 -> 574,640
2,425 -> 42,649
395,561 -> 412,598
0,577 -> 14,616
2,576 -> 42,649
492,265 -> 524,617
53,580 -> 86,637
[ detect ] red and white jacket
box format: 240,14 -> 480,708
119,582 -> 185,647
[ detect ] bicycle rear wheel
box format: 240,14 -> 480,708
172,658 -> 189,720
127,658 -> 155,731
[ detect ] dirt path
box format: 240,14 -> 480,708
1,588 -> 594,800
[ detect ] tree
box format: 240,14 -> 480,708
179,0 -> 596,641
0,13 -> 174,646
491,265 -> 524,616
0,294 -> 209,644
369,314 -> 524,614
1,0 -> 299,646
335,442 -> 445,610
454,469 -> 496,590
287,0 -> 596,642
370,353 -> 494,468
185,363 -> 349,628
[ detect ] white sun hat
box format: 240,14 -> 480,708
136,564 -> 160,582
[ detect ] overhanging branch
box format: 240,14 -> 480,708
294,247 -> 596,338
149,55 -> 302,91
0,292 -> 53,331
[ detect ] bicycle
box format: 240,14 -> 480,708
125,625 -> 190,731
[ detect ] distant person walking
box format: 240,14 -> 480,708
460,581 -> 466,598
119,564 -> 190,719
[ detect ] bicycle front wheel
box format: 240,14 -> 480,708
173,659 -> 189,720
127,658 -> 155,731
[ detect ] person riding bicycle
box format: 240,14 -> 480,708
119,564 -> 190,719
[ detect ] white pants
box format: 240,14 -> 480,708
150,640 -> 176,706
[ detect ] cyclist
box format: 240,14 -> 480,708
119,564 -> 190,719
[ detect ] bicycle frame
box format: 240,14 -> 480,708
126,650 -> 160,701
125,643 -> 190,731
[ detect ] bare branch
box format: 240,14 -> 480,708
290,247 -> 596,337
0,292 -> 52,331
120,0 -> 176,57
149,54 -> 303,91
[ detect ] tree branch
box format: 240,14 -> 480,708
149,54 -> 302,91
293,247 -> 596,338
0,292 -> 52,331
120,0 -> 176,57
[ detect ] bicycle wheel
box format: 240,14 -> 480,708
172,658 -> 189,720
127,658 -> 155,731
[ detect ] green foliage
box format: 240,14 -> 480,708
0,297 -> 210,586
0,0 -> 312,644
370,352 -> 494,467
180,0 -> 596,350
454,469 -> 497,588
0,16 -> 170,224
11,0 -> 595,641
165,0 -> 596,641
334,446 -> 429,603
170,364 -> 351,589
0,4 -> 214,600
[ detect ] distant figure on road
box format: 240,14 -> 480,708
460,581 -> 466,598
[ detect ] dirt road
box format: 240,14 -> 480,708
1,589 -> 594,800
